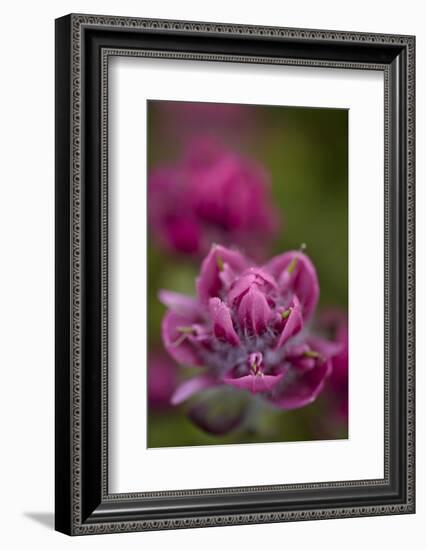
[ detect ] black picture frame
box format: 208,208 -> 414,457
55,13 -> 415,535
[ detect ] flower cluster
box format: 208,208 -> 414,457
149,140 -> 279,258
159,244 -> 340,432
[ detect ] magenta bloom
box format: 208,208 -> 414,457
149,140 -> 279,258
159,244 -> 338,433
148,351 -> 178,410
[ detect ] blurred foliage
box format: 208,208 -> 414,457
147,101 -> 348,448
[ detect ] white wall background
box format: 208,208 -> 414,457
0,0 -> 422,548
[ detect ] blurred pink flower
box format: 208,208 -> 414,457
320,309 -> 349,421
148,351 -> 178,410
153,101 -> 257,140
149,139 -> 280,259
159,244 -> 339,433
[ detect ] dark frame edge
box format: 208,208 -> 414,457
55,14 -> 72,536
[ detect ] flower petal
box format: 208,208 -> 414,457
209,298 -> 241,346
196,244 -> 249,303
237,286 -> 273,334
227,267 -> 277,305
265,251 -> 319,321
269,359 -> 332,410
158,290 -> 203,319
224,372 -> 283,394
170,375 -> 217,405
247,267 -> 278,289
161,311 -> 203,366
227,272 -> 257,305
275,296 -> 303,348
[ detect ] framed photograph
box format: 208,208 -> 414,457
55,14 -> 415,535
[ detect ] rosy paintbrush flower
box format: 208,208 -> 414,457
149,139 -> 279,258
159,244 -> 338,433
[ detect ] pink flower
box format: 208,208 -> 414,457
159,244 -> 338,433
149,140 -> 279,258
